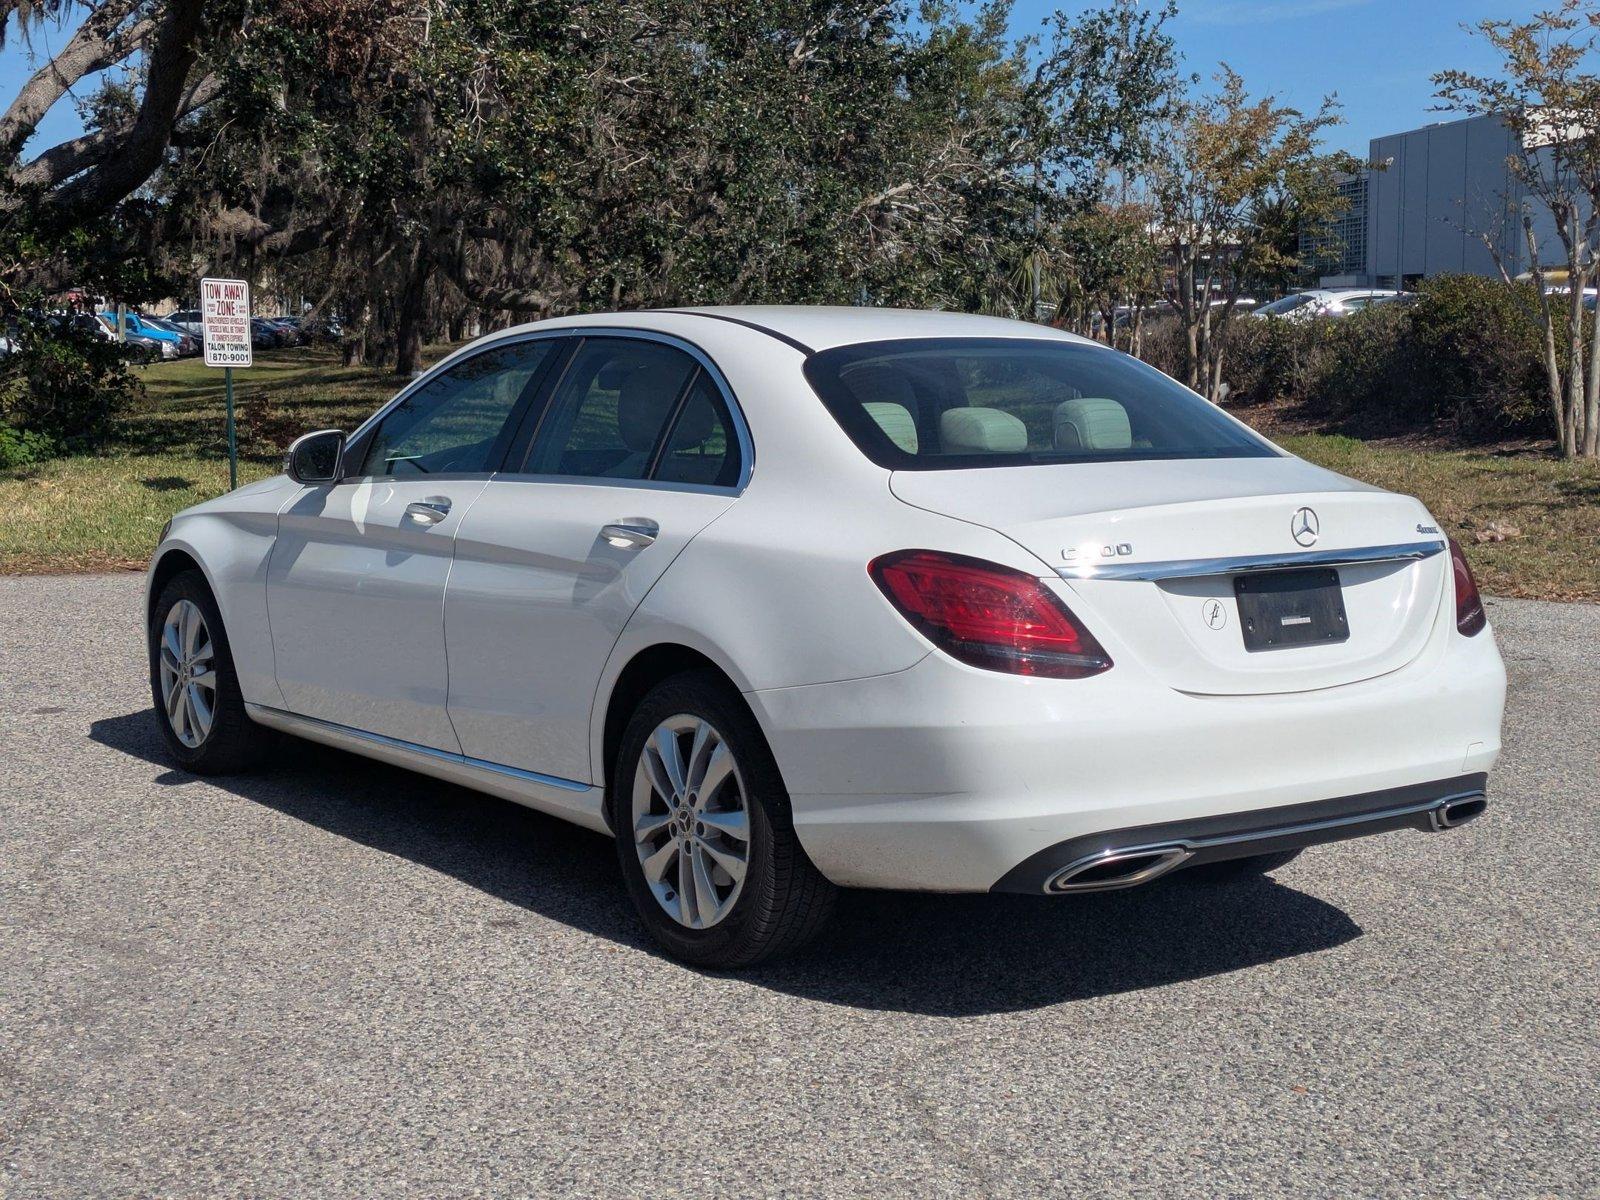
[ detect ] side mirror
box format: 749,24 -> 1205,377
284,429 -> 345,484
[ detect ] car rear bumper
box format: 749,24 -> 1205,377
990,774 -> 1488,894
749,620 -> 1505,892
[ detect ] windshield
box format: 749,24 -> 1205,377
803,337 -> 1277,470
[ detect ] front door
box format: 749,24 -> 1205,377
266,336 -> 562,748
444,336 -> 746,783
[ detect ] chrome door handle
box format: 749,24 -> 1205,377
404,497 -> 452,525
600,519 -> 659,549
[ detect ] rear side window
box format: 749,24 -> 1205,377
520,338 -> 743,487
803,337 -> 1276,470
523,339 -> 695,479
653,374 -> 741,487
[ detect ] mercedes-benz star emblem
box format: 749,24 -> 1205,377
1291,506 -> 1320,547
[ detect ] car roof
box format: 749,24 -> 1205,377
510,305 -> 1097,356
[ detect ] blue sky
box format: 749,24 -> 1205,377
0,0 -> 1525,161
1014,0 -> 1520,155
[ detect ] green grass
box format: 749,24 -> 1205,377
0,348 -> 405,573
1279,434 -> 1600,602
2,351 -> 1597,600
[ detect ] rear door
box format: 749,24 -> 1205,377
266,336 -> 561,748
444,333 -> 745,784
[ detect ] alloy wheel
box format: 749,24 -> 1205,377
631,714 -> 750,930
158,599 -> 217,748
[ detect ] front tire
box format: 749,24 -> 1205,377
612,670 -> 836,968
148,569 -> 271,774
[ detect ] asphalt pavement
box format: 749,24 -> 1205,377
1,574 -> 1596,1198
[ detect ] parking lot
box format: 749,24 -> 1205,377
2,573 -> 1596,1198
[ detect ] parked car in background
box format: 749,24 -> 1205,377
250,317 -> 287,350
100,311 -> 185,357
95,314 -> 170,361
144,306 -> 1505,967
302,316 -> 344,344
167,309 -> 205,338
264,316 -> 306,346
45,310 -> 117,345
140,315 -> 201,357
1250,289 -> 1407,322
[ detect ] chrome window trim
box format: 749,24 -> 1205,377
494,326 -> 755,494
471,473 -> 744,499
1059,539 -> 1446,582
343,325 -> 755,495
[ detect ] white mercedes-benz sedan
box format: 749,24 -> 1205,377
145,307 -> 1505,966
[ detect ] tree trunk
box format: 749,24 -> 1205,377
1564,223 -> 1584,456
1524,220 -> 1569,456
1586,278 -> 1600,457
394,247 -> 432,378
1178,252 -> 1201,391
341,294 -> 372,366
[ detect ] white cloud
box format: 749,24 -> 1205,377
1187,0 -> 1375,26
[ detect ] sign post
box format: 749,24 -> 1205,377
200,277 -> 252,490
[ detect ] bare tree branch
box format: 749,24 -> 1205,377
0,0 -> 144,160
41,0 -> 210,219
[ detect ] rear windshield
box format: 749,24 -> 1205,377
803,337 -> 1278,470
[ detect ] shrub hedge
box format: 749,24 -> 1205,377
0,320 -> 144,458
1139,274 -> 1549,441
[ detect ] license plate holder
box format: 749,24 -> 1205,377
1233,568 -> 1349,652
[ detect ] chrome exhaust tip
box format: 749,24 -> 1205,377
1429,794 -> 1488,831
1045,845 -> 1193,894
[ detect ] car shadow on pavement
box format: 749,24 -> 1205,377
91,710 -> 1363,1018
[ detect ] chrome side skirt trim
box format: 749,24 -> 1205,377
1060,539 -> 1445,582
245,704 -> 610,833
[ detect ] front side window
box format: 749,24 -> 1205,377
361,339 -> 556,476
803,337 -> 1277,470
521,338 -> 739,485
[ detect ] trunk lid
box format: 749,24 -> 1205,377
891,457 -> 1448,695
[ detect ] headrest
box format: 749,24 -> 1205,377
842,362 -> 919,411
940,406 -> 1027,454
664,386 -> 718,450
863,402 -> 918,453
1053,398 -> 1132,452
617,364 -> 697,452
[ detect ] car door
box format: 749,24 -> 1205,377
266,336 -> 562,749
444,333 -> 747,783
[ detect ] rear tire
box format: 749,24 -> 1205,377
148,569 -> 272,774
611,670 -> 836,968
1181,849 -> 1302,884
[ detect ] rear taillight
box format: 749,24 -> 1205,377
1448,536 -> 1486,636
868,549 -> 1112,679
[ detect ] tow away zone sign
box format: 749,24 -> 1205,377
201,277 -> 252,367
